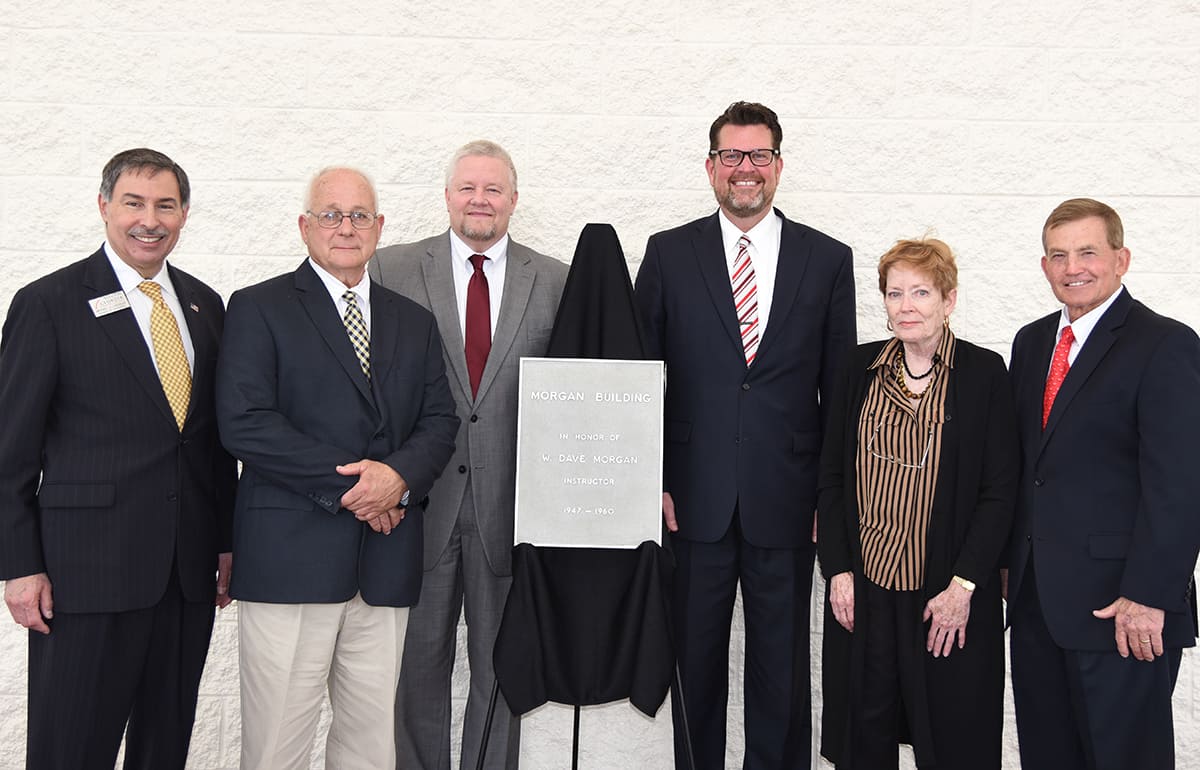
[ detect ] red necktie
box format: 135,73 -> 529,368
1042,325 -> 1074,429
465,253 -> 491,398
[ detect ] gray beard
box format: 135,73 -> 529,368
461,221 -> 497,244
718,187 -> 768,218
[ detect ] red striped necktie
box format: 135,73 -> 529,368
731,235 -> 760,366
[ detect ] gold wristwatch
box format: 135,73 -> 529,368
952,575 -> 976,592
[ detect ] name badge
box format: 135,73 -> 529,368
88,290 -> 131,317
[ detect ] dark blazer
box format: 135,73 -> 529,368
634,209 -> 857,547
817,338 -> 1019,766
0,247 -> 235,612
216,260 -> 459,608
1007,288 -> 1200,650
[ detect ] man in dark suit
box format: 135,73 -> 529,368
1007,198 -> 1200,770
370,140 -> 566,769
634,102 -> 857,769
216,167 -> 459,769
0,148 -> 236,769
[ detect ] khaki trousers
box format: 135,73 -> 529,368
238,595 -> 409,770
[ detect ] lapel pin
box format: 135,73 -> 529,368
189,303 -> 200,313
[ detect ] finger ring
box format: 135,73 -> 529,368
1139,637 -> 1151,643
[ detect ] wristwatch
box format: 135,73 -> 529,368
952,575 -> 976,592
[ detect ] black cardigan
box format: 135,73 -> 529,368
815,337 -> 1020,767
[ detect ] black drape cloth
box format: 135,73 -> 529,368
495,542 -> 674,716
492,223 -> 675,717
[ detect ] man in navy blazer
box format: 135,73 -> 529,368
634,102 -> 857,769
216,167 -> 458,769
1007,198 -> 1200,770
0,148 -> 236,769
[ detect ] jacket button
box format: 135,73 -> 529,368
167,493 -> 178,502
470,415 -> 479,423
458,465 -> 467,474
741,383 -> 751,391
1034,478 -> 1044,487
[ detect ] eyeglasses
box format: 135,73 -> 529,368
307,210 -> 378,229
864,409 -> 935,470
708,148 -> 780,167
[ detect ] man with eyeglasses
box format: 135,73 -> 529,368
369,140 -> 566,770
634,101 -> 856,769
0,148 -> 236,769
216,167 -> 459,769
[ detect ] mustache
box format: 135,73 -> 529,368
129,226 -> 169,238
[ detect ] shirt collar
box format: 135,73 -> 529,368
449,229 -> 509,269
307,257 -> 370,305
1055,285 -> 1125,345
868,329 -> 958,370
103,241 -> 175,298
716,209 -> 781,259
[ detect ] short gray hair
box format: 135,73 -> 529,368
100,148 -> 190,207
444,140 -> 518,192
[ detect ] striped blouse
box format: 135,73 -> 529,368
855,331 -> 956,590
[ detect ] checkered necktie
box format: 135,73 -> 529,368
731,235 -> 760,365
343,290 -> 370,379
1042,325 -> 1074,429
138,281 -> 192,430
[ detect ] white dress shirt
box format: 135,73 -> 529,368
308,258 -> 372,335
1052,285 -> 1125,369
449,230 -> 508,339
717,209 -> 782,345
104,242 -> 196,371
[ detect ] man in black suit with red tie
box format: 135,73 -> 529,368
1007,198 -> 1200,770
634,102 -> 857,769
0,148 -> 236,769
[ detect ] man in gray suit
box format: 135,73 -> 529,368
371,140 -> 567,769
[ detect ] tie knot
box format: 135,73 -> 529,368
139,280 -> 164,302
737,235 -> 751,250
343,289 -> 357,304
1060,325 -> 1075,345
470,253 -> 488,273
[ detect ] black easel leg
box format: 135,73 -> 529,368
477,679 -> 500,770
572,704 -> 581,769
672,663 -> 697,770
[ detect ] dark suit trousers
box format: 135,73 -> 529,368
1010,563 -> 1180,770
671,513 -> 814,770
27,570 -> 215,770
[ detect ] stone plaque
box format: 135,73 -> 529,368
514,358 -> 664,548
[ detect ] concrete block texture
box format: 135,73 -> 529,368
0,0 -> 1197,767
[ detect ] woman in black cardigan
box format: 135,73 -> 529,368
817,238 -> 1019,769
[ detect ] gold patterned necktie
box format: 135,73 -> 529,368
138,280 -> 192,430
343,290 -> 370,379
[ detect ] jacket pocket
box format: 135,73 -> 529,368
38,482 -> 116,508
792,430 -> 821,454
665,419 -> 692,443
251,483 -> 318,511
1088,533 -> 1131,559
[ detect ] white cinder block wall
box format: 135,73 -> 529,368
1,2 -> 1198,768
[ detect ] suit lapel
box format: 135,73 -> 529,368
368,286 -> 399,396
1040,290 -> 1132,445
475,243 -> 534,404
420,235 -> 472,404
168,266 -> 216,428
692,214 -> 743,357
82,250 -> 176,428
293,261 -> 376,409
755,212 -> 811,365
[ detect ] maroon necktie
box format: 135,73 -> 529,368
465,253 -> 491,398
1042,325 -> 1074,429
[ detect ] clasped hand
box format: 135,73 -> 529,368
337,460 -> 408,535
